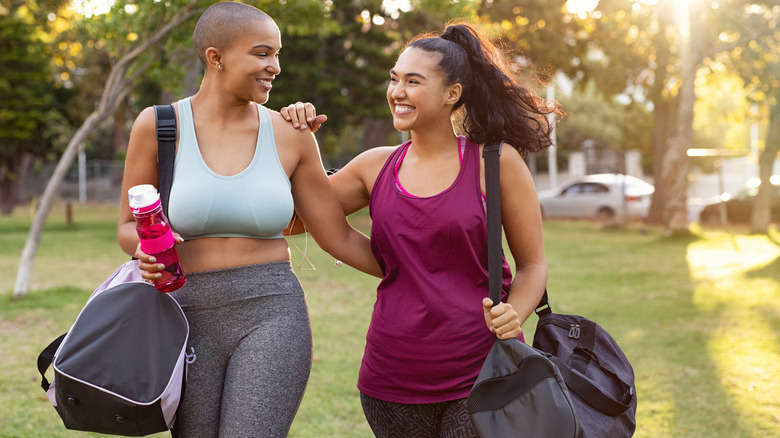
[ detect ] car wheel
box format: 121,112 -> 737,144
596,207 -> 615,220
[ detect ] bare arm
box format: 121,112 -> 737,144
274,113 -> 382,277
284,145 -> 393,235
117,106 -> 175,281
483,145 -> 548,339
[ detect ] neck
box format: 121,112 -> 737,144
408,125 -> 459,157
190,87 -> 256,125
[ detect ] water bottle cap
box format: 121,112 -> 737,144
128,184 -> 160,210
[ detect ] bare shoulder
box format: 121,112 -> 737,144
497,142 -> 531,173
353,145 -> 396,166
340,145 -> 397,179
131,107 -> 157,137
268,108 -> 315,145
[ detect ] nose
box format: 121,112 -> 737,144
389,82 -> 405,99
268,56 -> 281,75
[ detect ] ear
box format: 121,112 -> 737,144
446,83 -> 462,106
204,47 -> 222,70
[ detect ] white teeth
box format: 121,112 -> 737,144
258,80 -> 272,87
395,105 -> 413,114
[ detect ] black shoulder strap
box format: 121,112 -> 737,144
483,141 -> 503,307
39,106 -> 177,394
37,333 -> 66,391
484,142 -> 551,314
153,104 -> 176,217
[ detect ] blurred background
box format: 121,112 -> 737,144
2,0 -> 779,231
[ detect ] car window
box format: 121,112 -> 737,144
582,183 -> 609,194
561,184 -> 583,195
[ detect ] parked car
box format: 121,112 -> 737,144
698,176 -> 780,224
537,174 -> 655,220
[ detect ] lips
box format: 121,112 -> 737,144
258,79 -> 273,89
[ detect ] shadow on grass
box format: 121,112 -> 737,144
541,220 -> 755,436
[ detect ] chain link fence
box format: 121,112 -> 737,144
19,160 -> 125,205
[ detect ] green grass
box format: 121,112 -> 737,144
2,204 -> 779,437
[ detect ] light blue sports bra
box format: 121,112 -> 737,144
167,98 -> 294,240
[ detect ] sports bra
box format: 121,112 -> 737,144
167,97 -> 294,240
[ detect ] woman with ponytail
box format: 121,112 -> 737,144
285,22 -> 559,437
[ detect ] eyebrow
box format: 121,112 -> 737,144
252,44 -> 279,50
390,69 -> 427,80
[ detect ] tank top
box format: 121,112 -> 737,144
358,137 -> 514,403
167,98 -> 294,240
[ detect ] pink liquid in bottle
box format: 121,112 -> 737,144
129,184 -> 186,292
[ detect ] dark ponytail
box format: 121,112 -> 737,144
406,22 -> 559,157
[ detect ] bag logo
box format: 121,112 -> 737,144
568,324 -> 581,339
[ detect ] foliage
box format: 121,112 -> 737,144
556,81 -> 652,157
0,12 -> 68,213
267,1 -> 397,148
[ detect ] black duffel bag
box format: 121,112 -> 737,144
533,292 -> 637,437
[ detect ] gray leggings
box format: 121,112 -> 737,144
169,261 -> 312,438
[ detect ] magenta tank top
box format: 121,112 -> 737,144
358,137 -> 514,403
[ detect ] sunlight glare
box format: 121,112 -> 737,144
382,0 -> 411,19
687,235 -> 780,427
70,0 -> 113,17
566,0 -> 599,15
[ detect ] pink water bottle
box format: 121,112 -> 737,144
128,184 -> 186,293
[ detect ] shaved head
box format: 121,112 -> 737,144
193,1 -> 273,65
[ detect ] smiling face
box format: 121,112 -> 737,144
215,18 -> 281,105
387,47 -> 462,132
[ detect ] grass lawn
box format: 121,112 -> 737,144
1,202 -> 779,437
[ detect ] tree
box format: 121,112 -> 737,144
13,0 -> 204,298
0,4 -> 72,214
11,0 -> 335,298
268,1 -> 397,165
712,1 -> 780,233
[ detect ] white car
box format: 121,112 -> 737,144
538,174 -> 655,220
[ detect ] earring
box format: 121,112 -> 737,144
217,64 -> 223,70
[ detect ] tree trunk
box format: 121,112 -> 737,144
645,1 -> 675,225
361,118 -> 395,151
646,98 -> 672,224
0,153 -> 24,215
750,100 -> 780,234
12,0 -> 202,298
13,112 -> 103,299
660,1 -> 701,236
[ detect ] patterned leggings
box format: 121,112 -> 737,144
360,393 -> 478,438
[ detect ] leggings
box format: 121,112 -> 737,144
360,393 -> 477,438
169,261 -> 312,438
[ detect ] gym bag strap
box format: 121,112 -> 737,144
37,103 -> 190,436
535,290 -> 635,417
466,141 -> 586,438
533,289 -> 637,436
38,103 -> 177,378
153,104 -> 176,219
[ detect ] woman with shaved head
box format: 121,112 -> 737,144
117,2 -> 381,436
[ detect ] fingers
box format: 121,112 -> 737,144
309,114 -> 328,133
484,301 -> 523,340
134,244 -> 164,282
281,102 -> 320,130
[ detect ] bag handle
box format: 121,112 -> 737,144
153,104 -> 176,219
482,140 -> 504,307
39,106 -> 176,394
547,354 -> 634,417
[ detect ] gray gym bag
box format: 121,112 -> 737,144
37,261 -> 191,436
